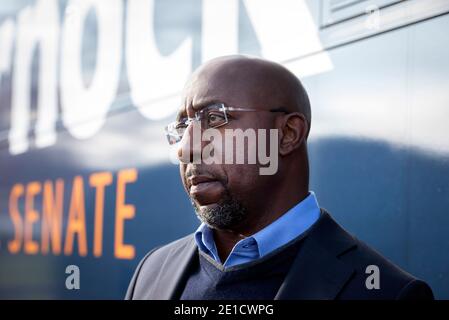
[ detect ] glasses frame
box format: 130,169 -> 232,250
164,102 -> 288,145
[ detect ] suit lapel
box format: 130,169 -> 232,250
275,210 -> 357,300
151,210 -> 356,300
151,236 -> 198,299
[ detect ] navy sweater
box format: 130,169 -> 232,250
180,233 -> 306,300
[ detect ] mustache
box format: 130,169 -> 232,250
185,166 -> 215,179
184,165 -> 225,183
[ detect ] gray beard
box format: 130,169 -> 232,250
192,197 -> 248,230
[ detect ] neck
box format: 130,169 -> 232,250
212,182 -> 309,264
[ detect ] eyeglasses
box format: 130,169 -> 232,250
164,102 -> 287,145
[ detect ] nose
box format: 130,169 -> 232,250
177,120 -> 205,163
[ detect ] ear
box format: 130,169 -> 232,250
278,113 -> 308,156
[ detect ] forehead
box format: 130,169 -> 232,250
179,64 -> 263,115
182,75 -> 233,111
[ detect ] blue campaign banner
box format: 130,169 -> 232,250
0,0 -> 448,299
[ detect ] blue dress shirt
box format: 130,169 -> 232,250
194,191 -> 321,268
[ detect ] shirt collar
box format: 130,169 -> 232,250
194,191 -> 321,265
194,222 -> 220,261
251,191 -> 320,257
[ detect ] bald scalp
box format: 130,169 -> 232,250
185,55 -> 311,134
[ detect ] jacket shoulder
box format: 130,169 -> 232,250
332,221 -> 434,299
125,233 -> 195,299
142,233 -> 195,265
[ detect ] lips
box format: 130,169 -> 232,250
189,175 -> 219,195
187,175 -> 225,205
189,175 -> 214,185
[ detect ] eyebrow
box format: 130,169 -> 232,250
177,99 -> 224,120
192,99 -> 222,111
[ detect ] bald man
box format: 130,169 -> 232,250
126,55 -> 433,300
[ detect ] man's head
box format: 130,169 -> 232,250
175,55 -> 311,234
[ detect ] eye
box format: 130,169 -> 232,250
175,120 -> 188,129
207,112 -> 225,125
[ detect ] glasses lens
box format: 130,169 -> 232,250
165,104 -> 228,145
165,122 -> 184,145
204,104 -> 227,128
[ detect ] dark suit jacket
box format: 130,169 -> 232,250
125,209 -> 434,300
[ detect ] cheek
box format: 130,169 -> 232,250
224,164 -> 261,195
